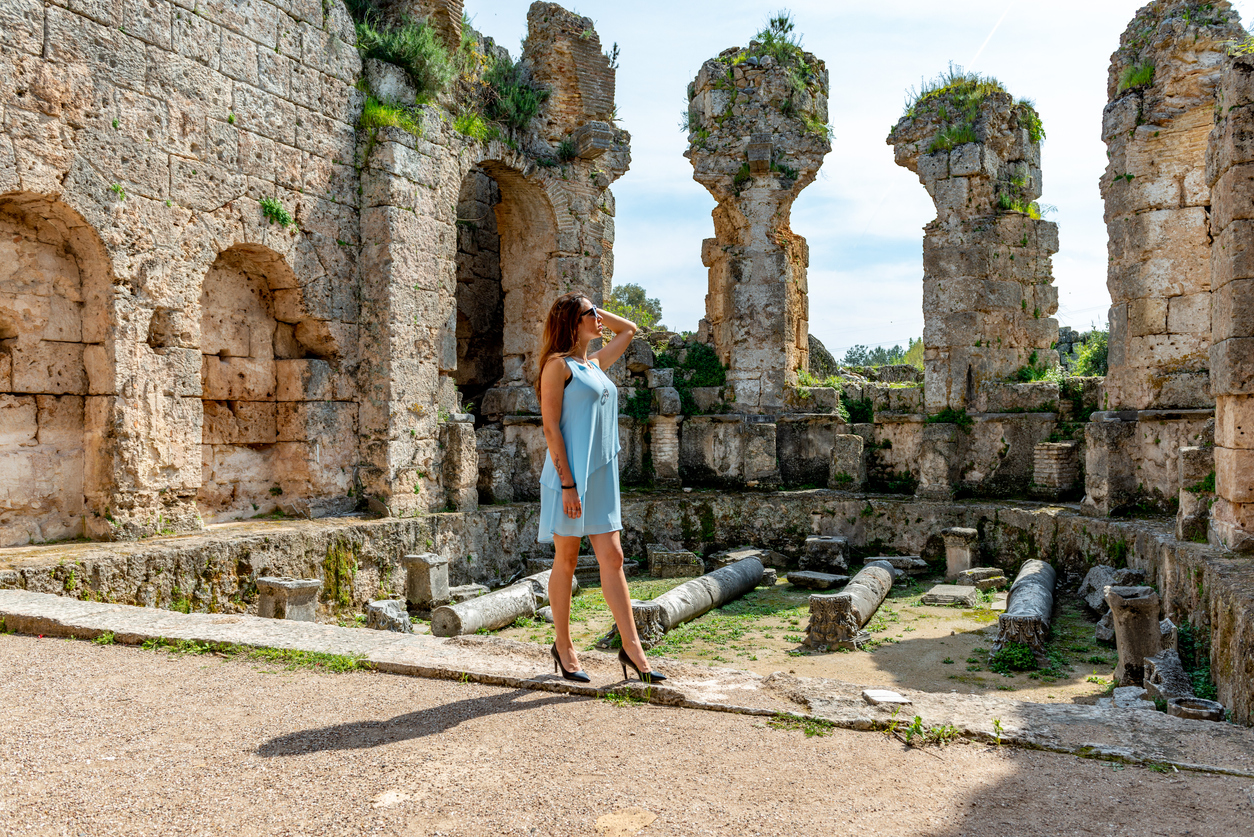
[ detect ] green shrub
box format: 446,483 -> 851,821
655,342 -> 728,416
622,386 -> 652,422
453,110 -> 492,141
1071,329 -> 1108,377
926,407 -> 973,429
483,53 -> 549,132
359,95 -> 422,137
354,11 -> 455,98
1011,350 -> 1057,383
988,642 -> 1038,674
1117,61 -> 1154,93
259,197 -> 293,228
841,394 -> 873,424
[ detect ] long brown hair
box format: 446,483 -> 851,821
535,290 -> 592,392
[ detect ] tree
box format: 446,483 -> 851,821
605,283 -> 664,331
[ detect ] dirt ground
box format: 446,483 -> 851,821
492,574 -> 1118,704
1,633 -> 1250,837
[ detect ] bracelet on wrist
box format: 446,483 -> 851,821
561,483 -> 575,490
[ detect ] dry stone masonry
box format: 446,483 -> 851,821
685,29 -> 831,412
1103,1 -> 1242,412
1206,46 -> 1254,553
0,0 -> 628,543
888,76 -> 1059,416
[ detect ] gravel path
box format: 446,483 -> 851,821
1,633 -> 1250,837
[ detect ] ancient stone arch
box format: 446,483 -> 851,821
197,243 -> 356,522
0,192 -> 113,546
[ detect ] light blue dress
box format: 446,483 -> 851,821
537,357 -> 621,543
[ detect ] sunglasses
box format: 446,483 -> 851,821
579,305 -> 599,320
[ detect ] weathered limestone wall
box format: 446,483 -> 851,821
685,45 -> 831,412
0,0 -> 629,542
1103,1 -> 1242,411
888,89 -> 1059,414
522,2 -> 617,144
1,0 -> 365,543
1207,50 -> 1254,553
0,201 -> 106,544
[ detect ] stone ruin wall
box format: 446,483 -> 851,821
685,45 -> 831,413
1208,50 -> 1254,553
1102,1 -> 1242,412
0,0 -> 627,545
3,0 -> 1254,557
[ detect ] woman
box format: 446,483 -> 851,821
536,291 -> 665,685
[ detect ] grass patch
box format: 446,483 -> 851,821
600,687 -> 651,708
360,95 -> 423,136
352,7 -> 455,98
1117,61 -> 1154,93
767,713 -> 835,738
140,636 -> 367,672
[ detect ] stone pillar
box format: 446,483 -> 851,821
1208,48 -> 1254,553
1106,585 -> 1162,686
1081,413 -> 1138,517
888,83 -> 1059,413
1031,440 -> 1080,499
1177,444 -> 1215,542
402,552 -> 450,610
649,415 -> 682,488
1103,2 -> 1242,411
941,527 -> 979,580
828,434 -> 866,490
917,423 -> 960,500
256,577 -> 322,622
440,417 -> 478,512
522,2 -> 617,143
686,44 -> 831,412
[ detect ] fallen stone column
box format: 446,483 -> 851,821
805,565 -> 893,649
992,559 -> 1056,656
519,568 -> 578,609
431,583 -> 537,637
1106,585 -> 1161,686
628,558 -> 764,647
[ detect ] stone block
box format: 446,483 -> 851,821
955,567 -> 1006,591
256,577 -> 321,621
707,545 -> 790,570
1215,446 -> 1254,503
202,400 -> 278,445
941,527 -> 979,580
646,368 -> 674,389
787,571 -> 850,590
363,58 -> 417,106
1077,565 -> 1146,613
402,552 -> 449,609
1180,445 -> 1216,484
801,535 -> 849,573
201,355 -> 276,401
365,599 -> 412,633
1213,278 -> 1254,343
276,401 -> 356,443
828,433 -> 865,490
920,584 -> 980,607
873,555 -> 928,575
690,386 -> 725,413
571,120 -> 615,159
0,395 -> 38,447
646,544 -> 703,578
625,338 -> 654,372
1217,394 -> 1254,450
653,386 -> 682,416
449,583 -> 489,603
9,341 -> 86,395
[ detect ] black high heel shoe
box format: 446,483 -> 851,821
618,646 -> 666,684
551,644 -> 591,683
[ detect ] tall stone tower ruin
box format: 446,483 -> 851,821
887,76 -> 1059,414
1102,1 -> 1242,410
685,33 -> 831,413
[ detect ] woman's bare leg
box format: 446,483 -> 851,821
589,531 -> 653,673
550,534 -> 582,671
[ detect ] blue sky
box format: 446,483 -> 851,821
465,1 -> 1253,358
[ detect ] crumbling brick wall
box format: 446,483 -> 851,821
1103,1 -> 1243,410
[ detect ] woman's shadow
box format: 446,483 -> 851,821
256,688 -> 580,757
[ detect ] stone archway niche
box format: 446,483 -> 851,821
197,244 -> 355,523
0,193 -> 110,546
